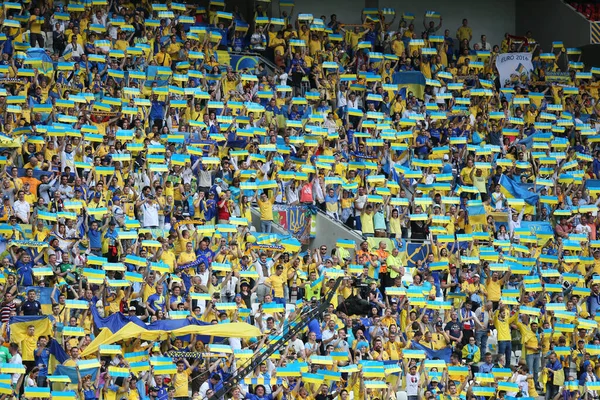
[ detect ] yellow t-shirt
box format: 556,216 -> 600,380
486,279 -> 502,302
258,197 -> 275,221
173,368 -> 192,397
360,213 -> 374,234
494,309 -> 518,342
21,335 -> 37,361
29,16 -> 43,34
106,289 -> 125,315
460,166 -> 474,185
348,31 -> 366,49
161,250 -> 177,272
177,251 -> 197,266
266,274 -> 285,298
392,40 -> 405,57
457,26 -> 472,42
114,39 -> 128,51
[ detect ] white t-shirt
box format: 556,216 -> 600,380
13,200 -> 30,222
10,353 -> 21,384
575,223 -> 592,237
354,195 -> 367,216
288,338 -> 305,355
220,276 -> 239,297
406,372 -> 420,395
322,328 -> 336,343
142,202 -> 160,227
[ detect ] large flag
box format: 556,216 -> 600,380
499,175 -> 538,214
9,316 -> 53,342
392,71 -> 426,100
410,340 -> 452,362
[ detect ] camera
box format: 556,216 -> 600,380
351,277 -> 370,298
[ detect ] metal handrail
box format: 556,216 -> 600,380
208,277 -> 344,400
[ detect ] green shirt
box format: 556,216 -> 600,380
0,346 -> 10,363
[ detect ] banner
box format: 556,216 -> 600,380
176,258 -> 204,272
9,240 -> 48,249
251,243 -> 285,251
520,221 -> 554,236
495,53 -> 533,87
406,242 -> 431,268
229,54 -> 258,71
53,365 -> 98,384
164,351 -> 203,360
9,316 -> 53,341
545,71 -> 571,83
272,205 -> 315,244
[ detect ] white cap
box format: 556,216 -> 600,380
443,154 -> 449,161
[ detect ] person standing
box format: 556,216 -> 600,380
474,301 -> 493,353
494,304 -> 519,367
34,336 -> 50,387
545,352 -> 563,400
257,189 -> 277,233
20,325 -> 38,374
456,18 -> 472,45
9,343 -> 22,391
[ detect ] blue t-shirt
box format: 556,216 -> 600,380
325,193 -> 339,205
416,135 -> 429,155
442,162 -> 453,174
88,228 -> 101,249
16,260 -> 34,286
147,293 -> 166,313
307,319 -> 322,340
195,248 -> 214,267
34,347 -> 50,376
149,101 -> 166,120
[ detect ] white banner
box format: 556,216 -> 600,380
495,52 -> 534,87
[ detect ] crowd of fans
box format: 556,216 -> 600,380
0,1 -> 599,400
566,1 -> 600,21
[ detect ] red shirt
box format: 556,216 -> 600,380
217,200 -> 230,221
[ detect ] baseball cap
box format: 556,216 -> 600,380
128,306 -> 136,311
443,154 -> 449,161
473,273 -> 480,278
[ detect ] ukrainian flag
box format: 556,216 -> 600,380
499,175 -> 538,214
9,316 -> 53,342
393,71 -> 426,99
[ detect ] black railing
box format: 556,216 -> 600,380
208,277 -> 344,400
